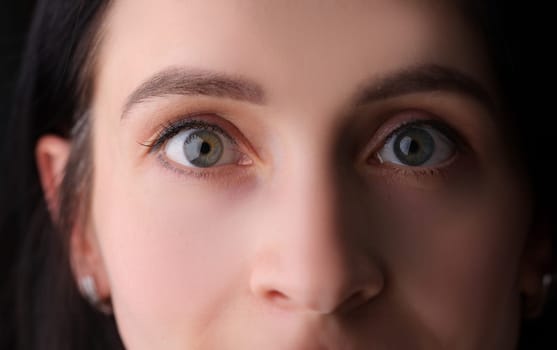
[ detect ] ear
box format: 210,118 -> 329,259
519,214 -> 553,319
36,135 -> 70,218
36,135 -> 111,306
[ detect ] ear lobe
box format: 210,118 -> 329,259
519,215 -> 553,318
70,223 -> 112,302
36,135 -> 71,219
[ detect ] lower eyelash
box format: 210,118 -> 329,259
156,153 -> 225,179
391,166 -> 450,182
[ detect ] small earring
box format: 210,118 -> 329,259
522,273 -> 554,319
542,273 -> 553,290
79,275 -> 113,314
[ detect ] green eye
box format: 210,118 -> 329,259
183,130 -> 224,168
377,124 -> 455,167
164,126 -> 242,168
392,127 -> 434,166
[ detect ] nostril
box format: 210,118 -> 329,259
264,289 -> 292,308
336,290 -> 373,314
266,290 -> 287,301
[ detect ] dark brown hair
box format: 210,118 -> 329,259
0,0 -> 123,349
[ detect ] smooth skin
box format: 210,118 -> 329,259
36,0 -> 550,349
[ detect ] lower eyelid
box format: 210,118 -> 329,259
392,166 -> 447,178
156,153 -> 233,179
155,153 -> 260,192
360,164 -> 453,190
156,150 -> 254,178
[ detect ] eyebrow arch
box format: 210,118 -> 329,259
353,63 -> 496,112
122,67 -> 266,118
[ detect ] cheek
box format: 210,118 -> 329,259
91,155 -> 254,347
374,171 -> 530,346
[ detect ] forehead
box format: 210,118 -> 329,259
95,0 -> 492,114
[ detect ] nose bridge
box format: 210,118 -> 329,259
288,162 -> 346,282
250,136 -> 384,314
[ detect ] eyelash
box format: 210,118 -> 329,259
384,119 -> 458,149
141,117 -> 236,152
389,162 -> 450,180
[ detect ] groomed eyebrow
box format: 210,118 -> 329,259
121,63 -> 495,119
353,63 -> 495,112
122,67 -> 266,118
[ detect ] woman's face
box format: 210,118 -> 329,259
85,0 -> 534,348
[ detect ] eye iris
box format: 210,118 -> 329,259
393,127 -> 434,166
183,130 -> 223,167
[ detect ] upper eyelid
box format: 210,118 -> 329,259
381,119 -> 463,150
386,120 -> 441,138
381,120 -> 419,144
372,120 -> 431,154
359,114 -> 468,167
143,117 -> 236,152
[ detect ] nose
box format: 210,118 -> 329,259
249,161 -> 384,315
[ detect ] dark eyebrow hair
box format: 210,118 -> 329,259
353,63 -> 496,112
121,63 -> 495,119
122,67 -> 266,118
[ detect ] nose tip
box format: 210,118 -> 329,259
250,254 -> 384,315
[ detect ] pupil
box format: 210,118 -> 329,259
408,140 -> 420,154
200,141 -> 211,155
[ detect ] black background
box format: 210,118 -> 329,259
0,2 -> 35,138
0,2 -> 34,189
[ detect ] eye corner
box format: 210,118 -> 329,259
365,150 -> 385,166
137,138 -> 162,154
